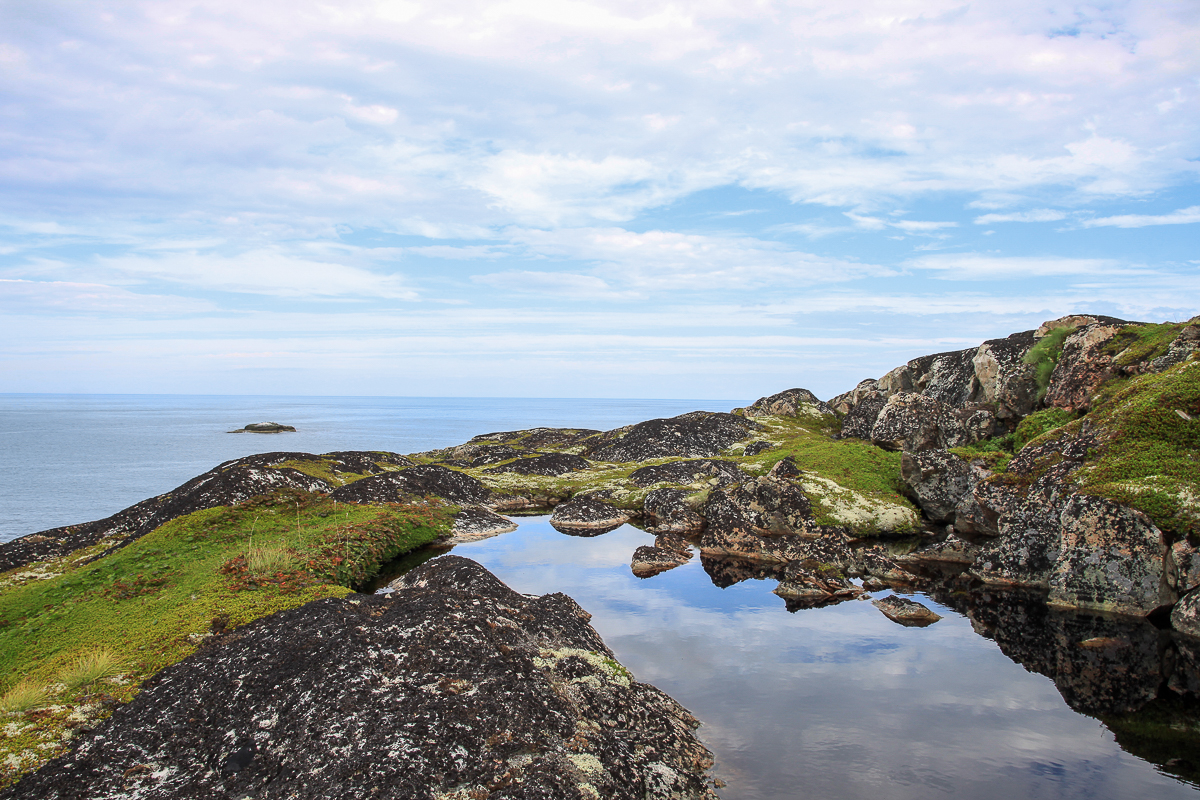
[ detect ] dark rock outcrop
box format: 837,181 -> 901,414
485,454 -> 592,476
465,428 -> 601,450
631,545 -> 692,578
586,412 -> 761,462
872,595 -> 942,626
1043,321 -> 1127,412
900,449 -> 978,523
4,557 -> 717,800
741,388 -> 833,417
330,465 -> 491,506
549,497 -> 631,534
628,459 -> 749,488
228,422 -> 296,433
642,489 -> 705,534
869,392 -> 1000,452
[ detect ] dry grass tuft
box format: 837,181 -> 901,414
59,649 -> 124,690
0,680 -> 48,713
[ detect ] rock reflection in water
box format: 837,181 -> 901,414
424,518 -> 1199,799
931,586 -> 1200,785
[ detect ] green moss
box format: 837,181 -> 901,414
1074,356 -> 1200,537
1013,408 -> 1077,451
1102,321 -> 1188,366
950,434 -> 1015,470
1023,325 -> 1075,399
272,456 -> 402,487
0,490 -> 451,787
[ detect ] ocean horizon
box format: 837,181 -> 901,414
0,392 -> 740,543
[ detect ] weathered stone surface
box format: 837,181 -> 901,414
465,428 -> 601,449
1168,539 -> 1200,596
6,557 -> 717,800
453,443 -> 526,465
229,421 -> 296,433
321,451 -> 416,471
837,388 -> 887,440
1172,590 -> 1200,638
549,497 -> 631,533
631,545 -> 692,578
828,378 -> 881,416
870,392 -> 999,452
628,459 -> 749,488
699,554 -> 785,588
1048,494 -> 1170,616
741,388 -> 833,417
970,486 -> 1067,589
898,347 -> 981,408
872,595 -> 942,626
642,489 -> 705,534
901,449 -> 977,523
1035,314 -> 1129,337
773,562 -> 864,608
1044,322 -> 1125,412
655,532 -> 693,553
1150,322 -> 1200,372
443,506 -> 519,544
587,412 -> 761,462
485,453 -> 593,476
899,534 -> 981,566
699,475 -> 816,539
742,441 -> 774,456
972,330 -> 1040,419
330,465 -> 491,506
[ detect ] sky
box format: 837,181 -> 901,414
1,0 -> 1198,402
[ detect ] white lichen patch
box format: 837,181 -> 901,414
799,475 -> 919,534
569,753 -> 605,776
532,648 -> 632,687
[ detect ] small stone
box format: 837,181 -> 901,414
872,595 -> 942,626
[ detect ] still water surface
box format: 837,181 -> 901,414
445,518 -> 1200,800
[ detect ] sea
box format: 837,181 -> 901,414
2,393 -> 1198,799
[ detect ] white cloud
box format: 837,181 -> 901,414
470,270 -> 633,299
973,209 -> 1068,224
907,254 -> 1139,280
0,279 -> 213,315
1081,205 -> 1200,228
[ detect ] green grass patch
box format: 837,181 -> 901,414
1013,408 -> 1077,452
0,489 -> 452,787
949,434 -> 1015,470
1023,325 -> 1076,399
1101,321 -> 1189,366
1074,356 -> 1200,537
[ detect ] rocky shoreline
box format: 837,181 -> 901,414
1,312 -> 1198,794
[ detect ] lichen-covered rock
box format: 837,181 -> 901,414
970,485 -> 1067,588
330,465 -> 491,506
443,506 -> 519,544
900,449 -> 977,523
837,388 -> 887,440
453,443 -> 526,465
773,562 -> 863,608
700,475 -> 817,537
1048,494 -> 1171,616
1150,323 -> 1200,372
1172,590 -> 1200,638
971,330 -> 1040,419
872,595 -> 942,626
465,428 -> 602,450
549,497 -> 631,533
741,388 -> 833,417
628,459 -> 748,488
870,392 -> 999,452
899,534 -> 981,566
1168,539 -> 1200,596
587,412 -> 761,462
5,557 -> 717,800
742,441 -> 774,456
1044,322 -> 1126,412
643,489 -> 705,534
485,453 -> 592,476
631,545 -> 692,578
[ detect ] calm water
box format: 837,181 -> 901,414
4,394 -> 1199,799
447,519 -> 1200,800
0,393 -> 733,542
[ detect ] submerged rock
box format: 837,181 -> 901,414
550,497 -> 631,534
5,557 -> 717,800
872,595 -> 942,626
631,545 -> 692,578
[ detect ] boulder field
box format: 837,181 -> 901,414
1,312 -> 1198,793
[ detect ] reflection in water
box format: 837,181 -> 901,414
377,517 -> 1200,799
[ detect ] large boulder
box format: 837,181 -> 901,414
586,412 -> 761,462
642,488 -> 705,534
1048,494 -> 1171,616
330,465 -> 491,506
5,557 -> 717,800
971,330 -> 1040,419
836,386 -> 887,440
443,506 -> 519,544
741,388 -> 833,417
1044,322 -> 1126,412
549,497 -> 631,534
900,449 -> 978,523
869,392 -> 999,452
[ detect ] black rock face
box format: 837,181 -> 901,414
587,412 -> 762,463
330,465 -> 491,506
485,453 -> 593,477
3,557 -> 717,800
628,459 -> 749,488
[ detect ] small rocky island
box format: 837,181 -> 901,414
228,422 -> 297,433
1,312 -> 1198,795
